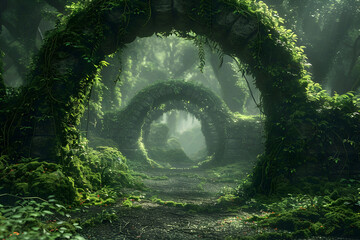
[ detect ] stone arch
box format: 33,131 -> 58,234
141,100 -> 219,158
102,81 -> 232,162
4,0 -> 310,191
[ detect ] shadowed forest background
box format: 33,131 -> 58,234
0,0 -> 360,239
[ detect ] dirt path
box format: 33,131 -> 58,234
78,164 -> 358,240
141,168 -> 238,204
81,201 -> 254,240
79,164 -> 258,240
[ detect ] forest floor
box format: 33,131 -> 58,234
77,160 -> 260,240
76,161 -> 358,240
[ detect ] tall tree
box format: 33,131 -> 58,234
264,0 -> 360,93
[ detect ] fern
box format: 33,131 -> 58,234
193,36 -> 206,73
207,40 -> 224,68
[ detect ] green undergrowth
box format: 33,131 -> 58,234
232,177 -> 360,239
241,196 -> 360,239
0,159 -> 77,203
80,208 -> 119,228
206,162 -> 251,184
150,196 -> 187,208
119,193 -> 146,208
76,186 -> 118,207
0,195 -> 84,240
148,194 -> 243,214
0,145 -> 146,238
0,146 -> 143,204
78,194 -> 145,228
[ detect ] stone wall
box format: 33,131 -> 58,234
223,116 -> 264,163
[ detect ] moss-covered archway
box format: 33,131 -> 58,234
141,100 -> 220,159
102,81 -> 232,162
4,0 -> 310,193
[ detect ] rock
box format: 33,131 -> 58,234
152,0 -> 174,32
228,15 -> 257,52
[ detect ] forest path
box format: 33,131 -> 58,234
79,162 -> 355,240
141,166 -> 239,205
79,162 -> 259,239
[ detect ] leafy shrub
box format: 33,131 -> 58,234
0,195 -> 84,240
0,161 -> 76,203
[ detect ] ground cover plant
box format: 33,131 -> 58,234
0,195 -> 84,240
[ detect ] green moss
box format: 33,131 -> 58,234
150,197 -> 186,208
0,161 -> 76,203
62,146 -> 142,193
81,209 -> 119,228
247,185 -> 360,239
0,145 -> 142,204
217,194 -> 241,206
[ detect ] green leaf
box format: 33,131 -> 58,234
55,204 -> 65,209
74,236 -> 86,240
43,210 -> 54,215
29,212 -> 40,217
63,233 -> 72,239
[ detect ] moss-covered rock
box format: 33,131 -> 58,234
147,147 -> 193,168
63,146 -> 138,190
0,146 -> 141,203
64,155 -> 101,191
